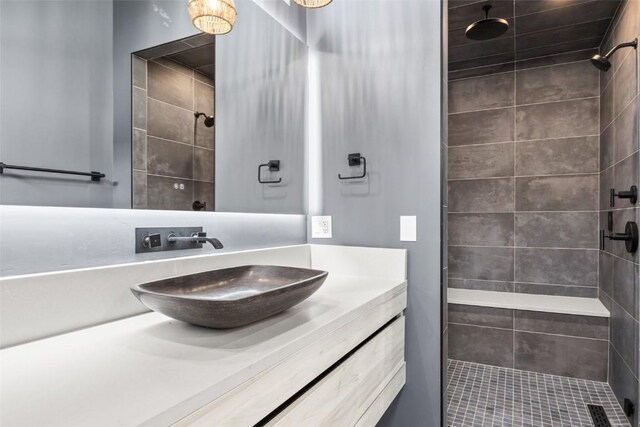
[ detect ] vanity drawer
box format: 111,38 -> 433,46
265,316 -> 405,427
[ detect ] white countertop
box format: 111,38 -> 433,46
448,288 -> 610,317
0,274 -> 406,427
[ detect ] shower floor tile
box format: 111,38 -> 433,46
447,359 -> 630,427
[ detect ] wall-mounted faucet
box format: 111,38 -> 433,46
167,232 -> 223,249
135,227 -> 223,253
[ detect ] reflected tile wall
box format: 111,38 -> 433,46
132,54 -> 215,212
448,51 -> 599,298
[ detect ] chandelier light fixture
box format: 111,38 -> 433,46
293,0 -> 333,9
188,0 -> 237,35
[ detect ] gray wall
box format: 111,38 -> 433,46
448,54 -> 601,298
215,0 -> 307,214
0,0 -> 114,208
598,0 -> 640,424
306,1 -> 443,425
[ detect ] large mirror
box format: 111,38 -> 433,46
0,0 -> 307,214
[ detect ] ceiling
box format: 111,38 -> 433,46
134,33 -> 216,79
448,0 -> 621,72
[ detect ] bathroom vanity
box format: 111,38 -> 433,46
0,245 -> 407,426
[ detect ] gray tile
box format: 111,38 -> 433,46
448,213 -> 514,246
515,61 -> 599,105
448,108 -> 514,146
514,282 -> 598,297
614,49 -> 638,117
147,98 -> 193,144
449,178 -> 514,212
599,250 -> 614,297
195,71 -> 215,87
614,152 -> 639,207
515,49 -> 597,70
449,37 -> 514,64
515,136 -> 598,175
168,43 -> 215,69
515,0 -> 619,35
613,97 -> 639,163
133,87 -> 147,130
135,40 -> 192,60
193,181 -> 214,211
133,129 -> 147,171
449,323 -> 514,368
132,171 -> 147,209
516,98 -> 599,141
514,212 -> 598,248
514,331 -> 608,381
600,290 -> 613,312
515,174 -> 598,211
600,167 -> 614,210
449,246 -> 514,281
147,137 -> 193,179
514,310 -> 608,339
609,344 -> 639,427
600,124 -> 614,172
449,52 -> 516,73
147,60 -> 194,111
195,120 -> 215,150
601,76 -> 615,131
612,256 -> 638,319
448,63 -> 514,80
515,248 -> 598,287
611,301 -> 639,375
194,80 -> 214,116
449,304 -> 513,328
448,73 -> 515,113
151,57 -> 194,77
613,0 -> 639,55
193,147 -> 214,182
515,20 -> 609,52
516,36 -> 603,62
448,278 -> 514,292
147,175 -> 194,211
449,143 -> 514,179
132,55 -> 146,89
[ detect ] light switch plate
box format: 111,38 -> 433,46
312,216 -> 332,239
400,216 -> 417,242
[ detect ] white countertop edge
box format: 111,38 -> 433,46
448,288 -> 610,318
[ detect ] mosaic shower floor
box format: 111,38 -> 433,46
447,360 -> 630,427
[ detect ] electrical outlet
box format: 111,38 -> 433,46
312,216 -> 332,239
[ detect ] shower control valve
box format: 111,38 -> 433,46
610,185 -> 637,207
600,221 -> 638,253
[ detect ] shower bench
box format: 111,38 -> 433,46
447,288 -> 610,382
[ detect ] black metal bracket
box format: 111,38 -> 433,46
338,153 -> 367,180
610,185 -> 638,207
0,162 -> 105,182
258,160 -> 282,184
601,221 -> 639,253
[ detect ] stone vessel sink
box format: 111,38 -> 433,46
131,265 -> 328,328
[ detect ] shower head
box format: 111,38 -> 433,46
591,38 -> 638,72
194,111 -> 215,128
465,4 -> 509,41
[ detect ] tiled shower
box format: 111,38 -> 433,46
446,0 -> 640,425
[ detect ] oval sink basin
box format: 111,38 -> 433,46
131,265 -> 328,328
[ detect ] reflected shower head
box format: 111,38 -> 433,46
465,4 -> 509,41
591,39 -> 638,72
194,111 -> 215,128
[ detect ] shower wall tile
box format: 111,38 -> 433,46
133,128 -> 147,171
194,80 -> 215,115
599,251 -> 614,297
514,332 -> 608,381
132,171 -> 147,209
132,55 -> 147,90
448,63 -> 514,80
448,246 -> 515,282
448,143 -> 514,179
514,49 -> 597,71
133,87 -> 147,130
611,301 -> 639,375
600,124 -> 614,172
147,60 -> 194,110
449,304 -> 513,329
448,278 -> 515,292
614,46 -> 638,117
612,256 -> 638,319
448,213 -> 514,246
448,323 -> 514,368
599,167 -> 614,210
193,147 -> 214,182
609,344 -> 639,427
514,282 -> 598,298
448,108 -> 514,146
147,99 -> 193,145
613,153 -> 639,198
601,77 -> 615,131
515,61 -> 599,104
195,71 -> 214,86
448,178 -> 514,212
147,175 -> 194,211
515,248 -> 598,287
147,137 -> 194,179
613,97 -> 639,163
514,212 -> 598,249
515,174 -> 598,211
514,310 -> 609,340
612,0 -> 639,58
515,136 -> 599,176
194,181 -> 214,211
516,98 -> 599,141
448,72 -> 515,113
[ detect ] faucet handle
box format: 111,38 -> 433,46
143,233 -> 162,248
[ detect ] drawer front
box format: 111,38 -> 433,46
174,291 -> 407,426
266,316 -> 405,427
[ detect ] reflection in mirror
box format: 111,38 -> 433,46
131,35 -> 216,211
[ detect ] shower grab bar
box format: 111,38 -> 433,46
0,162 -> 105,182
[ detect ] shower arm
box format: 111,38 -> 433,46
603,39 -> 638,58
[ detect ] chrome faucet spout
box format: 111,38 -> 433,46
167,232 -> 223,249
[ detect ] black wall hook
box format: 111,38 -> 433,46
258,160 -> 282,184
610,185 -> 638,207
601,221 -> 639,253
338,153 -> 367,180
